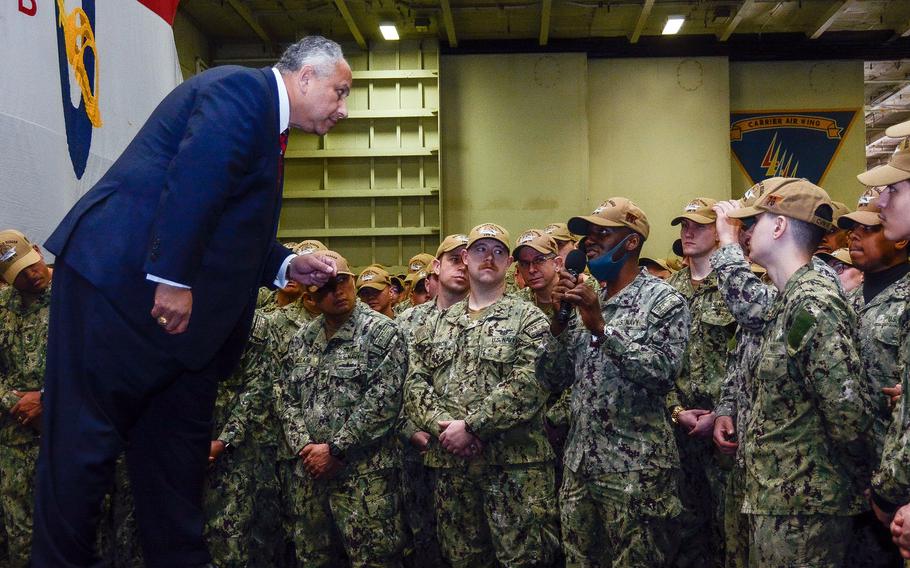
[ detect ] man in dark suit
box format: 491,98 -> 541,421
31,36 -> 351,567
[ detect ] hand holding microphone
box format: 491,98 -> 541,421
555,249 -> 588,324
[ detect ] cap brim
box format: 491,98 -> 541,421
670,213 -> 716,226
837,211 -> 881,229
2,249 -> 41,284
357,282 -> 389,291
726,205 -> 762,220
885,121 -> 910,138
567,215 -> 625,235
857,164 -> 910,187
512,243 -> 554,257
467,236 -> 510,251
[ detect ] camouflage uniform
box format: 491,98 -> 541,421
741,263 -> 874,567
250,299 -> 319,566
666,266 -> 736,567
204,308 -> 285,568
395,301 -> 444,568
279,301 -> 407,567
537,269 -> 689,567
862,273 -> 910,566
405,295 -> 558,568
850,273 -> 910,457
711,243 -> 844,568
0,283 -> 50,567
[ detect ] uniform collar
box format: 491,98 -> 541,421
271,68 -> 290,134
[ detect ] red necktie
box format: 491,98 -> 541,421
278,129 -> 289,185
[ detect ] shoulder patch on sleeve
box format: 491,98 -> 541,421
523,314 -> 551,341
651,292 -> 679,319
787,307 -> 817,355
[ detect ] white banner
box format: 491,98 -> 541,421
0,0 -> 182,252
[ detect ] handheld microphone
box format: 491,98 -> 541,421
556,249 -> 588,324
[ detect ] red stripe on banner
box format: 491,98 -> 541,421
137,0 -> 180,25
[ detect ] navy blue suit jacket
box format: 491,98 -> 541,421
46,66 -> 292,373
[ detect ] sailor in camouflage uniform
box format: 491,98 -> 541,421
396,233 -> 469,568
204,308 -> 284,568
538,199 -> 689,567
0,230 -> 53,567
726,180 -> 875,567
855,132 -> 910,558
278,250 -> 407,567
404,224 -> 558,568
710,179 -> 848,568
839,187 -> 907,565
665,198 -> 737,567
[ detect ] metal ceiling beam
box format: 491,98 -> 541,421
539,0 -> 552,46
899,19 -> 910,38
332,0 -> 367,49
629,0 -> 655,44
719,0 -> 755,42
225,0 -> 273,46
808,0 -> 857,40
441,0 -> 458,47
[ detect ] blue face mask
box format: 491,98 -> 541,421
587,234 -> 633,282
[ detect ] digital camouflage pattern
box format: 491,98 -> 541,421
559,467 -> 681,567
710,243 -> 849,568
204,308 -> 284,568
747,513 -> 852,568
666,266 -> 737,567
742,263 -> 873,517
404,295 -> 554,467
395,301 -> 444,568
850,273 -> 910,457
0,283 -> 50,566
871,273 -> 910,507
278,300 -> 407,566
403,294 -> 557,567
536,269 -> 688,567
434,463 -> 558,568
537,269 -> 689,475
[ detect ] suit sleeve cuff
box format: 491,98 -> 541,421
273,254 -> 297,288
146,274 -> 191,289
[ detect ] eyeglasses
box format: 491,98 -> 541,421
517,255 -> 555,269
829,261 -> 850,275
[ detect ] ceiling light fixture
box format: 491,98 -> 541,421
379,22 -> 400,40
662,15 -> 685,35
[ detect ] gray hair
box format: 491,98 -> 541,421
275,36 -> 345,76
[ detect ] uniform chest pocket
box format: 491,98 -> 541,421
480,338 -> 518,364
700,305 -> 736,328
421,340 -> 455,369
871,320 -> 902,348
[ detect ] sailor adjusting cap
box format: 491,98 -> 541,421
435,234 -> 470,258
512,229 -> 558,257
858,138 -> 910,187
357,266 -> 392,291
467,223 -> 511,250
568,197 -> 650,239
838,187 -> 882,229
727,178 -> 834,230
0,229 -> 42,285
671,197 -> 718,225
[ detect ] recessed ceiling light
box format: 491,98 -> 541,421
663,15 -> 685,35
379,23 -> 399,40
